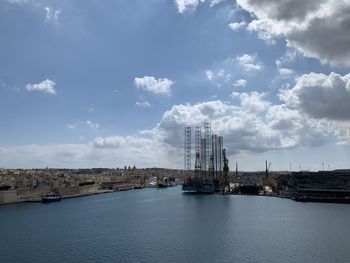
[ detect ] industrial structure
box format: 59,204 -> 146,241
184,127 -> 191,172
182,122 -> 229,194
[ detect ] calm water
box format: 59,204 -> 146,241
1,186 -> 350,263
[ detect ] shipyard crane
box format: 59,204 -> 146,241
235,162 -> 240,184
263,160 -> 272,194
221,149 -> 230,194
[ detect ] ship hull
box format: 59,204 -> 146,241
232,185 -> 261,195
294,197 -> 350,204
182,179 -> 214,194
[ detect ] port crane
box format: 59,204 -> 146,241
263,160 -> 272,194
235,162 -> 239,183
221,149 -> 230,193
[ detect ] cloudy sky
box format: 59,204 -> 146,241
1,0 -> 350,171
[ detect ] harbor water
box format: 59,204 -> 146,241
1,186 -> 350,263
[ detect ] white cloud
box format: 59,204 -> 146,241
94,136 -> 152,149
136,101 -> 152,108
239,91 -> 270,113
228,21 -> 246,31
236,0 -> 350,66
233,79 -> 247,87
205,70 -> 214,80
217,69 -> 225,77
85,120 -> 100,129
276,49 -> 298,67
247,19 -> 276,45
134,76 -> 174,95
175,0 -> 224,13
267,104 -> 301,131
175,0 -> 204,13
205,68 -> 232,85
230,92 -> 240,98
236,54 -> 263,71
66,120 -> 100,130
278,68 -> 294,77
6,1 -> 62,24
25,79 -> 56,95
44,6 -> 62,23
205,56 -> 262,87
209,0 -> 224,7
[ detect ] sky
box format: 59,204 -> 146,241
1,0 -> 350,171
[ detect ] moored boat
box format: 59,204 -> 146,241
41,192 -> 62,203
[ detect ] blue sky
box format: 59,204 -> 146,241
1,0 -> 350,170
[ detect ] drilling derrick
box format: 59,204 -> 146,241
184,127 -> 192,177
194,127 -> 202,178
204,122 -> 211,174
200,138 -> 207,174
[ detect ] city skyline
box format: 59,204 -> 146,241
1,0 -> 350,171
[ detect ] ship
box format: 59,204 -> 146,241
293,188 -> 350,204
201,181 -> 215,193
41,192 -> 62,203
158,182 -> 167,188
182,149 -> 229,194
182,177 -> 199,193
231,185 -> 261,195
293,196 -> 350,204
182,176 -> 214,194
158,177 -> 170,188
148,176 -> 158,187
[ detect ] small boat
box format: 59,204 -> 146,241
41,192 -> 62,203
148,176 -> 158,187
149,181 -> 158,187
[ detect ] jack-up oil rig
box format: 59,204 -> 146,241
182,122 -> 230,194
